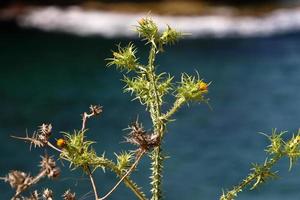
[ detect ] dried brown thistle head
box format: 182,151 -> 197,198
3,170 -> 32,196
89,105 -> 103,116
62,189 -> 76,200
39,154 -> 60,179
11,123 -> 53,149
42,188 -> 53,200
125,120 -> 160,151
28,190 -> 39,200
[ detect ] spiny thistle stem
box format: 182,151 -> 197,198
162,97 -> 185,121
150,147 -> 164,200
147,43 -> 165,200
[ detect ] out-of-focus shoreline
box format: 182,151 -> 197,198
2,2 -> 300,38
1,1 -> 299,20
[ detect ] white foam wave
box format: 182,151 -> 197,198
17,6 -> 300,38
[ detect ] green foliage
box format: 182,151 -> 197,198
60,130 -> 97,170
160,25 -> 182,46
107,43 -> 139,72
136,17 -> 159,44
115,151 -> 134,173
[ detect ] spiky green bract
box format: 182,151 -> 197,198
136,17 -> 159,44
176,73 -> 209,103
60,130 -> 99,171
106,43 -> 139,72
220,129 -> 300,200
123,73 -> 173,108
115,151 -> 134,173
159,25 -> 182,50
136,17 -> 182,51
263,129 -> 286,155
284,131 -> 300,170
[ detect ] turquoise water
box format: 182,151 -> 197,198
1,27 -> 300,199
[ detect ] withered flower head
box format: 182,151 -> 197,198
39,124 -> 52,137
37,123 -> 52,145
12,123 -> 54,150
62,189 -> 76,200
43,188 -> 53,199
125,120 -> 160,151
89,105 -> 103,115
3,170 -> 32,195
39,154 -> 60,178
28,190 -> 39,200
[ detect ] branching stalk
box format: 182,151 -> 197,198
162,97 -> 185,121
88,166 -> 99,200
103,159 -> 148,200
99,150 -> 146,200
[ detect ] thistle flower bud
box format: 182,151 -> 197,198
56,138 -> 67,149
176,73 -> 210,102
115,151 -> 133,172
136,17 -> 159,42
160,25 -> 182,46
285,131 -> 300,170
107,44 -> 139,72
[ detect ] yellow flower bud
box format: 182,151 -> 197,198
56,138 -> 66,148
198,81 -> 208,93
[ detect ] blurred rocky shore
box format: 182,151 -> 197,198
1,0 -> 299,21
1,0 -> 300,38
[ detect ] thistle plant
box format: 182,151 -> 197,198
107,16 -> 210,200
2,16 -> 300,200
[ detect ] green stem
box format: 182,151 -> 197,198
162,97 -> 185,123
150,147 -> 164,200
147,43 -> 164,200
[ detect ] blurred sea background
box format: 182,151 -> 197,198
1,0 -> 300,199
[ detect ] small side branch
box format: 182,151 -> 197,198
87,166 -> 99,200
80,105 -> 102,200
81,105 -> 102,132
162,97 -> 185,122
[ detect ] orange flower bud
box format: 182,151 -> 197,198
198,81 -> 208,93
138,18 -> 146,25
56,138 -> 66,148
